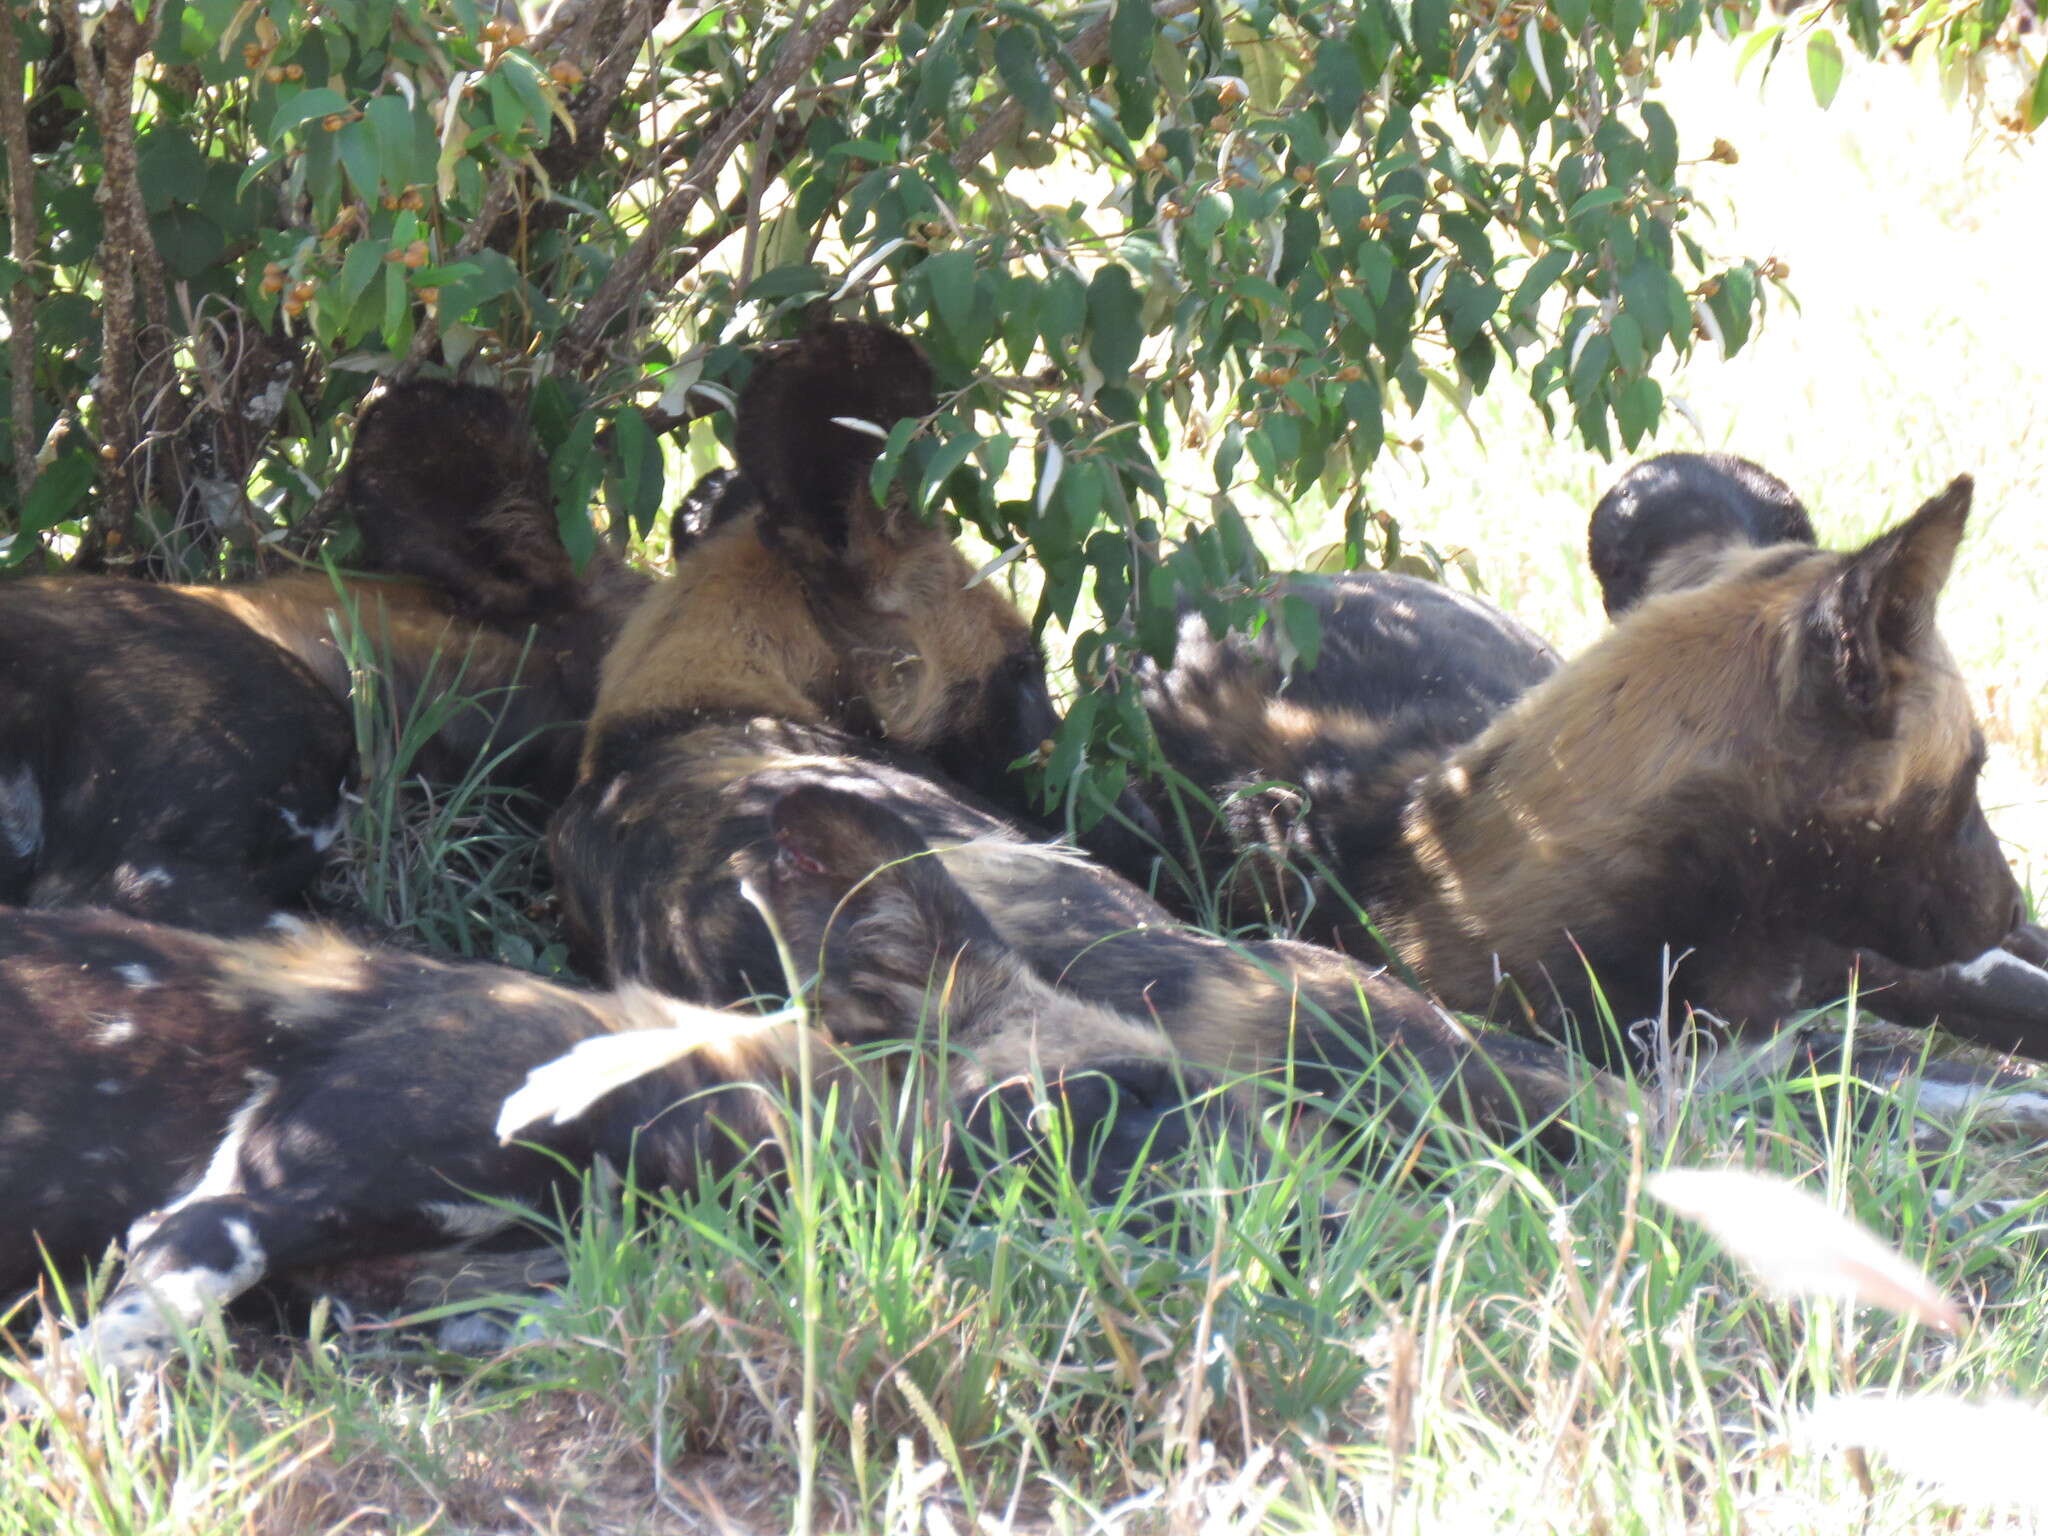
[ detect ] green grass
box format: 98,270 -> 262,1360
312,576 -> 570,973
12,1024 -> 2048,1532
9,35 -> 2048,1534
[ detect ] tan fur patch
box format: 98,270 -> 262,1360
587,507 -> 1035,769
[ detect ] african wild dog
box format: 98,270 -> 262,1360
0,785 -> 1221,1376
583,322 -> 1068,820
174,379 -> 651,804
1584,451 -> 2048,1058
0,381 -> 645,933
1138,477 -> 2025,1066
552,321 -> 1600,1165
0,584 -> 355,932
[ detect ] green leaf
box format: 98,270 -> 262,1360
337,117 -> 382,199
1109,0 -> 1156,134
869,416 -> 921,505
1188,191 -> 1230,247
136,128 -> 208,212
1309,35 -> 1365,126
1615,375 -> 1662,449
269,87 -> 351,138
2026,59 -> 2048,133
149,205 -> 226,278
1567,185 -> 1627,221
1610,312 -> 1645,375
1512,248 -> 1572,318
610,407 -> 665,538
381,260 -> 411,352
18,447 -> 94,540
1278,593 -> 1323,674
993,27 -> 1055,129
918,428 -> 983,514
1086,264 -> 1142,383
1806,31 -> 1845,109
922,249 -> 976,339
366,94 -> 419,190
487,70 -> 530,143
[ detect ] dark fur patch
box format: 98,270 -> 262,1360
1134,571 -> 1560,937
0,578 -> 355,933
734,322 -> 936,555
550,716 -> 1593,1157
344,379 -> 573,629
0,907 -> 797,1322
1589,450 -> 1815,616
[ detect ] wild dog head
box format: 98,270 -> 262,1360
1589,451 -> 1816,618
1480,476 -> 2019,989
343,379 -> 575,629
762,784 -> 1216,1198
590,323 -> 1056,817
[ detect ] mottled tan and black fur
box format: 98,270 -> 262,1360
586,323 -> 1059,818
0,783 -> 1253,1373
554,322 -> 1600,1166
1141,478 -> 2023,1066
0,381 -> 645,933
1585,451 -> 2048,1057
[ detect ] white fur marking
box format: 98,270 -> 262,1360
134,1073 -> 278,1244
113,865 -> 172,897
421,1202 -> 519,1241
1954,947 -> 2041,985
94,1015 -> 137,1045
278,802 -> 347,852
0,766 -> 39,859
116,964 -> 156,990
77,1219 -> 268,1371
94,1079 -> 124,1096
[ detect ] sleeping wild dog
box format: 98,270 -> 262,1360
1582,451 -> 2048,1058
553,320 -> 1601,1166
0,788 -> 1209,1379
0,381 -> 646,933
1137,475 -> 2025,1068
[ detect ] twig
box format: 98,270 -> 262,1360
552,0 -> 872,378
392,1 -> 675,380
0,3 -> 37,503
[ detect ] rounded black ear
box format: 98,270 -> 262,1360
733,323 -> 936,554
1805,475 -> 1973,724
1589,451 -> 1815,617
343,378 -> 571,628
763,785 -> 1004,1028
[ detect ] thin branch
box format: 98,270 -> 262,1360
0,3 -> 37,504
553,0 -> 872,378
394,0 -> 673,380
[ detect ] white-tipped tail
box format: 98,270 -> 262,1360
496,998 -> 800,1144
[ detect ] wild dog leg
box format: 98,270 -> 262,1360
1815,940 -> 2048,1062
72,1196 -> 318,1371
